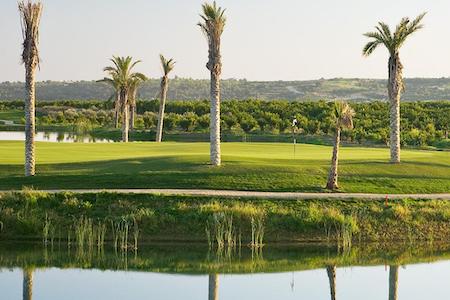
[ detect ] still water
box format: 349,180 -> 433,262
0,131 -> 112,143
1,243 -> 450,299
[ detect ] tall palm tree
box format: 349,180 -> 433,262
156,54 -> 175,142
99,56 -> 147,142
389,266 -> 399,300
198,1 -> 226,166
326,265 -> 337,300
208,274 -> 219,300
363,13 -> 426,163
326,101 -> 355,190
23,268 -> 33,300
19,0 -> 43,177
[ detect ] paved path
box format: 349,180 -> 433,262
3,188 -> 449,200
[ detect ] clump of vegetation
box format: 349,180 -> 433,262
206,212 -> 237,250
250,214 -> 265,248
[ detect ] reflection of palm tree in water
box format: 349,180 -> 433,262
23,268 -> 33,300
326,265 -> 336,300
208,274 -> 219,300
389,266 -> 399,300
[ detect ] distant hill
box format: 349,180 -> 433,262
2,78 -> 450,101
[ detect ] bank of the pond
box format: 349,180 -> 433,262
2,191 -> 450,244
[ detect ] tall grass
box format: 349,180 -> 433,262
110,217 -> 139,252
251,214 -> 265,248
73,216 -> 107,252
206,210 -> 265,251
206,212 -> 237,250
42,213 -> 52,246
322,209 -> 358,250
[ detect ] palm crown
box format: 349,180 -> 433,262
333,101 -> 355,130
19,0 -> 43,67
160,54 -> 175,77
198,1 -> 226,42
102,56 -> 147,89
363,13 -> 426,56
99,56 -> 147,106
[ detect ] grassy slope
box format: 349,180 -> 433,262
0,141 -> 448,193
3,192 -> 450,243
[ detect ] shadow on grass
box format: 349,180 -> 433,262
0,156 -> 326,192
0,155 -> 448,193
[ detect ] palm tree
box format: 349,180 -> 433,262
326,265 -> 337,300
363,13 -> 426,163
156,54 -> 175,142
326,101 -> 355,190
23,268 -> 33,300
99,56 -> 147,142
389,266 -> 399,300
19,0 -> 43,177
198,1 -> 226,166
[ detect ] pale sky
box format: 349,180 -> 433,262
0,0 -> 447,82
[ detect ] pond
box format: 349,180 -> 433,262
0,131 -> 112,143
1,243 -> 450,299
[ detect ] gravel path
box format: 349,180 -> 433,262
3,188 -> 449,200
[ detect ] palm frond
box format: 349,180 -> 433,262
362,40 -> 382,56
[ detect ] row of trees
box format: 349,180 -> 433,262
13,100 -> 446,147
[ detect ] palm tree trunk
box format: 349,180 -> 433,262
388,54 -> 402,163
326,128 -> 341,190
122,96 -> 129,143
23,268 -> 33,300
210,70 -> 221,166
326,265 -> 337,300
114,95 -> 120,129
24,64 -> 37,177
389,265 -> 399,300
156,77 -> 169,143
208,274 -> 219,300
129,103 -> 135,131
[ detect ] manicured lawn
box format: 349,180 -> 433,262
0,141 -> 448,193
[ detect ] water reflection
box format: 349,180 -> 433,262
22,269 -> 33,300
1,243 -> 450,300
0,131 -> 112,143
208,274 -> 219,300
389,265 -> 399,300
327,265 -> 337,300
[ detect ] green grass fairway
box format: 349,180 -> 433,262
0,141 -> 448,193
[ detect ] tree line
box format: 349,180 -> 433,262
3,100 -> 448,147
3,78 -> 450,102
